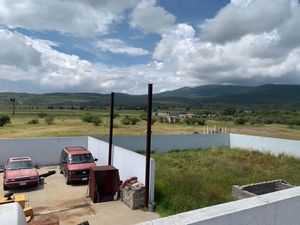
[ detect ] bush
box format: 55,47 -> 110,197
38,112 -> 48,118
234,117 -> 247,125
0,115 -> 10,127
28,118 -> 39,125
81,113 -> 102,125
140,113 -> 147,121
121,115 -> 141,125
91,117 -> 102,126
113,112 -> 120,119
184,117 -> 206,126
45,115 -> 55,125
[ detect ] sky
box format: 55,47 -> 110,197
0,0 -> 300,94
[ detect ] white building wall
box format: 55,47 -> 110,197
0,137 -> 87,166
230,134 -> 300,158
137,186 -> 300,225
88,137 -> 155,204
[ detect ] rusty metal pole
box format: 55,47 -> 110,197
144,83 -> 153,208
108,92 -> 114,165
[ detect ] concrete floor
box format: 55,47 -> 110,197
0,166 -> 159,225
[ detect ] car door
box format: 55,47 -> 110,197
60,151 -> 68,175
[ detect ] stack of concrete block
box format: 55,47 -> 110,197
120,177 -> 145,210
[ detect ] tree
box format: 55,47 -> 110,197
0,115 -> 10,127
10,98 -> 16,115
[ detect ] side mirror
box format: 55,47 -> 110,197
35,165 -> 40,169
94,158 -> 98,162
0,169 -> 4,173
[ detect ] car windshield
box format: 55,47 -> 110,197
69,154 -> 94,164
7,160 -> 34,170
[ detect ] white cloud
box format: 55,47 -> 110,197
201,0 -> 292,43
0,28 -> 186,93
154,7 -> 300,85
95,39 -> 150,56
0,0 -> 139,36
130,0 -> 176,34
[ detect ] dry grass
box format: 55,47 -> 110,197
1,109 -> 300,139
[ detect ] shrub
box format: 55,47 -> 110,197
184,117 -> 206,126
45,115 -> 55,125
91,117 -> 102,126
81,113 -> 95,123
81,113 -> 102,125
140,113 -> 147,121
0,115 -> 10,127
121,115 -> 140,125
234,117 -> 247,125
113,112 -> 120,119
38,112 -> 48,118
28,118 -> 39,125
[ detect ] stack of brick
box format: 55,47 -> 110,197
120,177 -> 145,210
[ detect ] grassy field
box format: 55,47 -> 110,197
1,109 -> 300,139
153,148 -> 300,216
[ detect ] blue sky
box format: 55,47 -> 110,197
0,0 -> 300,94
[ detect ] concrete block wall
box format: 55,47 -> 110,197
137,186 -> 300,225
0,137 -> 88,166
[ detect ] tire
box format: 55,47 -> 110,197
65,175 -> 70,185
3,184 -> 8,191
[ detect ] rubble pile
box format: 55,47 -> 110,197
120,177 -> 145,210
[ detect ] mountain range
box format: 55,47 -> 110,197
0,84 -> 299,109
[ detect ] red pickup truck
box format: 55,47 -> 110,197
3,157 -> 39,190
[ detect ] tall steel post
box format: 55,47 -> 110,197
144,83 -> 153,208
108,92 -> 114,165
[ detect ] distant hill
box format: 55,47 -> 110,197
0,84 -> 299,109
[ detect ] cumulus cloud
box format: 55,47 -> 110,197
0,0 -> 139,36
154,0 -> 300,85
130,0 -> 176,34
95,39 -> 150,56
0,29 -> 186,93
201,0 -> 292,43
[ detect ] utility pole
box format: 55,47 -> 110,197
10,98 -> 16,116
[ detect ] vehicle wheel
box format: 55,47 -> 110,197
65,175 -> 70,185
3,184 -> 8,191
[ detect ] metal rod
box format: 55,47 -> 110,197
108,92 -> 114,165
144,83 -> 153,208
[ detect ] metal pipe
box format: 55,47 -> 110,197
108,92 -> 114,165
144,83 -> 153,208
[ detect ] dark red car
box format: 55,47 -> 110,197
3,157 -> 39,190
59,147 -> 97,184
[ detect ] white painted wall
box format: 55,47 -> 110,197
0,137 -> 87,166
0,202 -> 26,225
112,145 -> 155,204
88,137 -> 155,204
230,134 -> 300,158
137,186 -> 300,225
97,134 -> 230,152
87,136 -> 109,166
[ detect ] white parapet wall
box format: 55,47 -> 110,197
0,137 -> 88,166
97,134 -> 230,152
137,186 -> 300,225
88,137 -> 155,204
230,134 -> 300,158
